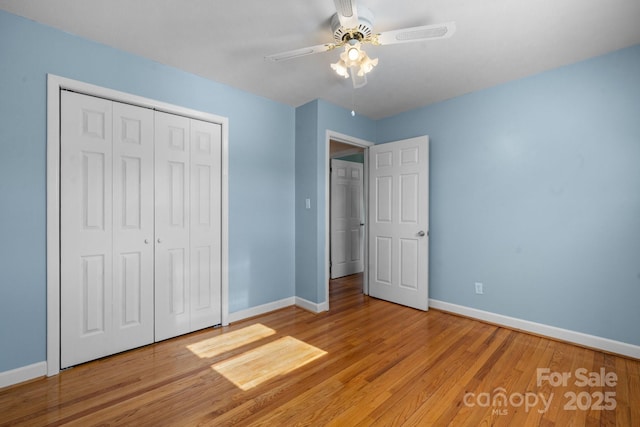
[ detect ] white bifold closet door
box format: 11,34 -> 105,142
60,91 -> 222,368
154,112 -> 222,341
60,91 -> 155,368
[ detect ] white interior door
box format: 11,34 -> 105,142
189,119 -> 222,331
154,111 -> 192,341
60,92 -> 113,368
155,113 -> 222,341
111,101 -> 155,353
330,159 -> 364,278
55,81 -> 225,371
60,91 -> 154,368
368,136 -> 429,310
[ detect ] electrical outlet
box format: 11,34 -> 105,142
475,282 -> 483,294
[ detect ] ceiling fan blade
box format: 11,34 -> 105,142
265,43 -> 336,62
376,21 -> 456,45
333,0 -> 359,29
350,66 -> 367,88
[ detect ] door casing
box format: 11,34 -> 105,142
324,131 -> 374,306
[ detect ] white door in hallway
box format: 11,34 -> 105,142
60,91 -> 154,368
330,159 -> 364,278
368,136 -> 429,310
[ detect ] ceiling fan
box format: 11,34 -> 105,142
265,0 -> 456,88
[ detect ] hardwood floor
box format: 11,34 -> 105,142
1,273 -> 639,426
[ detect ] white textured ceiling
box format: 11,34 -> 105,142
2,0 -> 640,119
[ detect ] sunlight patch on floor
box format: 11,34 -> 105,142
186,324 -> 276,358
211,336 -> 327,390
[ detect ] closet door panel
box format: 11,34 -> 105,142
60,91 -> 114,368
190,120 -> 222,330
155,111 -> 191,341
112,101 -> 155,351
60,90 -> 224,366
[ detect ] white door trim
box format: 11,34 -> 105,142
325,130 -> 374,307
46,74 -> 229,376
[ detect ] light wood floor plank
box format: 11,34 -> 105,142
1,273 -> 638,426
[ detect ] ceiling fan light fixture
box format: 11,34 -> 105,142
357,53 -> 378,76
332,40 -> 377,80
331,60 -> 350,78
340,40 -> 363,67
347,46 -> 360,61
267,3 -> 456,90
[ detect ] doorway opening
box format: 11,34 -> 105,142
328,272 -> 365,308
325,131 -> 374,306
330,141 -> 365,280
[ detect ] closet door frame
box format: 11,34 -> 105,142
46,74 -> 229,376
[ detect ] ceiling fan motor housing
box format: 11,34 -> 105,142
331,6 -> 375,42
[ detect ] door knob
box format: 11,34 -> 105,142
157,238 -> 162,244
144,239 -> 149,244
418,231 -> 426,237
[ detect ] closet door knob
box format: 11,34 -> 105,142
144,239 -> 149,244
417,231 -> 426,237
157,238 -> 162,244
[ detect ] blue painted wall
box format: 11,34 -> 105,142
295,101 -> 319,302
294,99 -> 376,304
377,45 -> 640,346
2,7 -> 638,377
0,10 -> 295,372
335,153 -> 365,163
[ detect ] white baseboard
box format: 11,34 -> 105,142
0,361 -> 47,389
228,297 -> 295,323
227,296 -> 329,324
429,299 -> 640,360
295,296 -> 329,313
